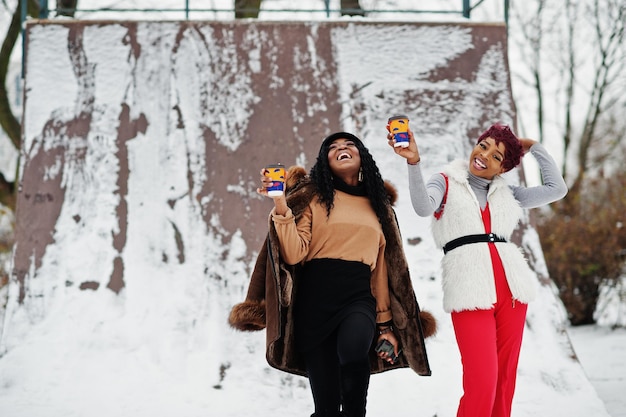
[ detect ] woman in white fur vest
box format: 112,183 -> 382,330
389,124 -> 568,417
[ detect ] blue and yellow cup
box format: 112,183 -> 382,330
387,115 -> 410,148
265,164 -> 286,197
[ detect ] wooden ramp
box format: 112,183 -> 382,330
13,20 -> 516,296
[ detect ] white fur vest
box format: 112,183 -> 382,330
432,159 -> 537,313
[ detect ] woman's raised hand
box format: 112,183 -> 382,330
518,138 -> 537,154
388,128 -> 421,164
256,167 -> 274,197
257,167 -> 289,215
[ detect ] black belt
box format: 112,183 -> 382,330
443,233 -> 507,254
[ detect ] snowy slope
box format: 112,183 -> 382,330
0,2 -> 618,417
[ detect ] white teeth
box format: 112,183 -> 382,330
475,158 -> 486,169
338,152 -> 351,160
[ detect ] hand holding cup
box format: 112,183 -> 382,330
387,115 -> 410,148
258,164 -> 286,196
387,126 -> 421,165
258,164 -> 290,216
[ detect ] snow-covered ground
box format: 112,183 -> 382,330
568,325 -> 626,417
0,1 -> 623,417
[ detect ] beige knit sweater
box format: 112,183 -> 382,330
271,189 -> 392,323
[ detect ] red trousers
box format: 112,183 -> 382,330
451,207 -> 528,417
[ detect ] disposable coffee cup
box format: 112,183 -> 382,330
265,164 -> 286,196
387,115 -> 410,148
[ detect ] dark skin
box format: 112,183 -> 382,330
257,137 -> 400,363
387,129 -> 537,178
382,127 -> 538,363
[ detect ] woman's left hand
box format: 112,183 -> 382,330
376,331 -> 400,364
257,167 -> 290,215
519,138 -> 537,154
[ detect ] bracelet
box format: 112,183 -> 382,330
407,158 -> 420,165
378,326 -> 393,335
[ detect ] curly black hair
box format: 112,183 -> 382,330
309,132 -> 393,234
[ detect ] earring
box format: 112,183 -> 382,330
358,168 -> 363,182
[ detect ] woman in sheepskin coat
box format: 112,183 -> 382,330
390,124 -> 567,417
229,132 -> 436,417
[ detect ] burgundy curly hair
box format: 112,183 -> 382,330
477,124 -> 524,172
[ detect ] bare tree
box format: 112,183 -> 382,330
511,0 -> 626,325
512,0 -> 625,186
510,0 -> 551,144
570,0 -> 625,193
536,157 -> 626,325
0,0 -> 30,151
560,0 -> 580,180
1,0 -> 41,209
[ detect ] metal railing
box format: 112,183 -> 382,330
25,1 -> 493,21
20,0 -> 505,76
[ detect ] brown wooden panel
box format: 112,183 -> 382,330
14,21 -> 518,298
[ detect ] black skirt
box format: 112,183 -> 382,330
294,258 -> 376,352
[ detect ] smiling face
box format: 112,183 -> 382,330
469,137 -> 507,179
327,137 -> 362,185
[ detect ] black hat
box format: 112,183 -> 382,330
320,132 -> 364,152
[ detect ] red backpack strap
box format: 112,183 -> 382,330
433,173 -> 448,220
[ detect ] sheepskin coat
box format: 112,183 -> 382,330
229,166 -> 436,377
432,159 -> 537,313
